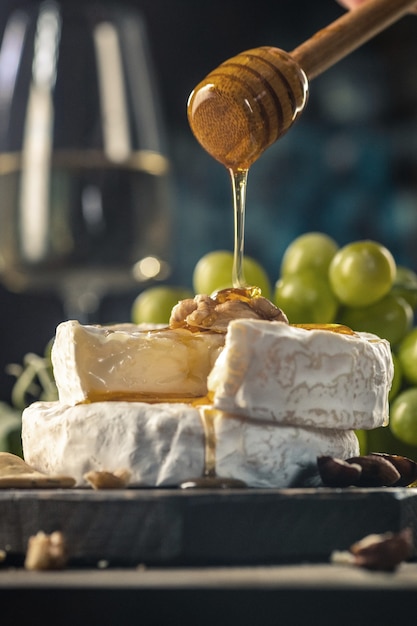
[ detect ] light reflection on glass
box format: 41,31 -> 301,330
20,1 -> 61,262
93,22 -> 130,163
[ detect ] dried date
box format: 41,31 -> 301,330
318,452 -> 417,488
346,455 -> 400,487
317,456 -> 362,487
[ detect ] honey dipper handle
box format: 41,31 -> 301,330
292,0 -> 415,80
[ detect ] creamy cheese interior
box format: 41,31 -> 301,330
52,320 -> 225,406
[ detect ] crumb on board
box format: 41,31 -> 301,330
330,528 -> 413,571
83,468 -> 132,490
24,531 -> 68,571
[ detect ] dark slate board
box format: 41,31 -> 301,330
1,488 -> 416,567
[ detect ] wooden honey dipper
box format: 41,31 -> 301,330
188,0 -> 416,171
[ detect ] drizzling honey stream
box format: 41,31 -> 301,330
180,407 -> 247,489
187,48 -> 309,289
187,0 -> 416,289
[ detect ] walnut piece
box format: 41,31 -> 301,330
84,468 -> 132,490
350,528 -> 414,571
169,288 -> 288,333
24,531 -> 68,571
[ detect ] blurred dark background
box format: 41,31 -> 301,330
1,0 -> 417,403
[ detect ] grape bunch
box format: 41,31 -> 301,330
274,232 -> 417,459
131,233 -> 417,460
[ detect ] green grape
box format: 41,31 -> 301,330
132,286 -> 193,325
338,294 -> 413,346
389,353 -> 403,402
328,240 -> 396,307
398,327 -> 417,385
280,231 -> 339,277
367,424 -> 417,461
0,403 -> 23,456
274,269 -> 338,324
389,388 -> 417,447
391,265 -> 417,310
355,429 -> 368,455
192,250 -> 272,299
43,337 -> 55,377
44,337 -> 55,362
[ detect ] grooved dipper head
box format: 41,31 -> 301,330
187,47 -> 309,170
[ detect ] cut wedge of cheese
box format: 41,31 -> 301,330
51,320 -> 225,406
208,320 -> 393,430
21,401 -> 360,488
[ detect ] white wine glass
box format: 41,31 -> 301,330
0,0 -> 172,323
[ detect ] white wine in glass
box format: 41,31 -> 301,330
0,1 -> 173,322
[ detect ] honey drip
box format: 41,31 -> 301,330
180,407 -> 247,489
200,407 -> 217,478
187,48 -> 308,300
212,285 -> 262,303
231,168 -> 248,289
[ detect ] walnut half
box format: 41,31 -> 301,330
169,288 -> 288,333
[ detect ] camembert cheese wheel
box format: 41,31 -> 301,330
21,401 -> 359,487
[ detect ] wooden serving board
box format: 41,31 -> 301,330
1,488 -> 416,567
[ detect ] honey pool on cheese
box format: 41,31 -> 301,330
208,320 -> 394,430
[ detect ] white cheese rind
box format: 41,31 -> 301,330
22,401 -> 359,488
207,320 -> 393,430
22,401 -> 205,487
51,320 -> 225,406
215,414 -> 359,488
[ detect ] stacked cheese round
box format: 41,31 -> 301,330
22,319 -> 394,488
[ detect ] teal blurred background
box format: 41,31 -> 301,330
0,0 -> 417,403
